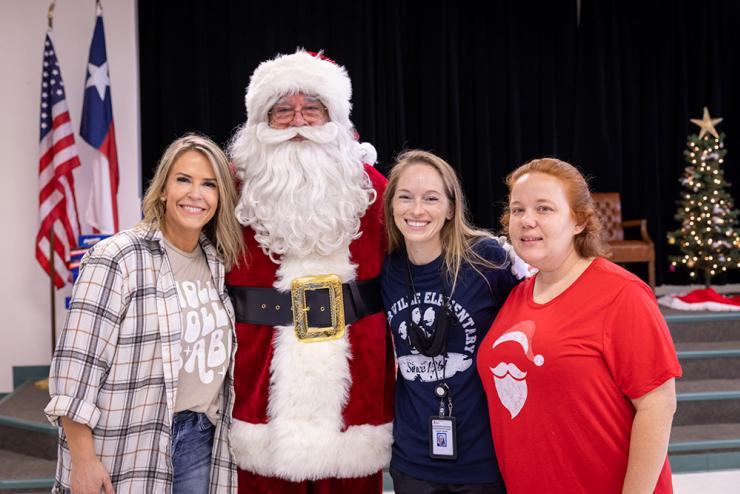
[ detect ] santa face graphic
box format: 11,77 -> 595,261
489,321 -> 544,419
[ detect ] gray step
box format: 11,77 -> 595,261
0,381 -> 53,424
0,449 -> 55,492
674,379 -> 740,426
675,341 -> 740,380
670,422 -> 740,452
0,382 -> 57,460
664,309 -> 740,342
669,422 -> 740,473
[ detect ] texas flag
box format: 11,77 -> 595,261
80,11 -> 119,234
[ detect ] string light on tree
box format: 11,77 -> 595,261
667,107 -> 740,286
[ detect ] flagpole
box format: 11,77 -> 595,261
37,228 -> 56,392
39,228 -> 56,390
36,0 -> 58,393
50,232 -> 57,354
47,0 -> 57,357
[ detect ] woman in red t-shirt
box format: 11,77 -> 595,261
477,158 -> 681,493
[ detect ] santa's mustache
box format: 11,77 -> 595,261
255,121 -> 340,145
491,362 -> 527,380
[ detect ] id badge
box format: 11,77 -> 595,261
428,416 -> 457,459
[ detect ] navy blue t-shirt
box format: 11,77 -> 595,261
380,238 -> 519,484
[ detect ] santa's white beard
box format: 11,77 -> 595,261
231,122 -> 376,262
491,363 -> 529,419
494,374 -> 528,419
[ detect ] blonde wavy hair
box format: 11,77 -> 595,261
384,149 -> 502,291
141,133 -> 244,269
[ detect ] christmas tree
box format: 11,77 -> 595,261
668,107 -> 740,286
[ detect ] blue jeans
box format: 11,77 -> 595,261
172,410 -> 214,494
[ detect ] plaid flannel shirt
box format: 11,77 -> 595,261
45,225 -> 237,493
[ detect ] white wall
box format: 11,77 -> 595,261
0,0 -> 140,392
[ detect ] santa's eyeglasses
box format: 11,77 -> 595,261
268,103 -> 328,126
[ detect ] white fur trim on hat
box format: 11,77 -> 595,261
245,49 -> 353,132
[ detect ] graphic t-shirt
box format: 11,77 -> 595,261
477,257 -> 682,493
381,238 -> 519,483
165,239 -> 231,423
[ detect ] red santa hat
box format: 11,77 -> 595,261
245,49 -> 354,134
491,320 -> 545,367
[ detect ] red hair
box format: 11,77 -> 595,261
501,158 -> 609,258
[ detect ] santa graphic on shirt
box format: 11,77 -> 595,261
488,320 -> 544,419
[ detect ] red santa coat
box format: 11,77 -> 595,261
226,165 -> 395,482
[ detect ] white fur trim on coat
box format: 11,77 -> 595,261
230,412 -> 393,480
229,250 -> 393,480
246,50 -> 354,134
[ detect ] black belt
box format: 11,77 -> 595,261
227,277 -> 382,327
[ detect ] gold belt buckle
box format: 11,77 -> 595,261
291,274 -> 345,343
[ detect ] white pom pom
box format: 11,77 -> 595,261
534,354 -> 544,366
359,142 -> 377,166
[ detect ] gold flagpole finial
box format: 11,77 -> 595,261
47,1 -> 56,30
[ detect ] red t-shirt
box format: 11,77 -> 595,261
477,258 -> 682,493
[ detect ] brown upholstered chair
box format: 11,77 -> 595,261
591,192 -> 656,289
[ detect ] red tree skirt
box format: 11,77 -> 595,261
658,287 -> 740,311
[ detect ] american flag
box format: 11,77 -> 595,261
36,32 -> 82,289
80,11 -> 119,234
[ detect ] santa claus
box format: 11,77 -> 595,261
226,50 -> 394,493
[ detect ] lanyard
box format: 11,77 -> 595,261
404,254 -> 453,358
404,254 -> 454,416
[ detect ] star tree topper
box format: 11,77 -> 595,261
690,107 -> 723,139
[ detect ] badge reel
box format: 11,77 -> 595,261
429,383 -> 457,459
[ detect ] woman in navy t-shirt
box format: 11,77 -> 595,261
380,150 -> 521,494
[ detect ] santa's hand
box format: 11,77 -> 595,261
494,236 -> 533,279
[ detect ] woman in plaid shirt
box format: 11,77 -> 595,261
45,134 -> 244,493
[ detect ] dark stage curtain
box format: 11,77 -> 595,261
138,0 -> 740,285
